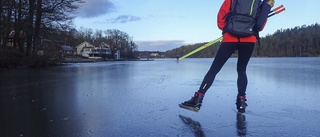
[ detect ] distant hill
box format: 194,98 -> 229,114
165,23 -> 320,58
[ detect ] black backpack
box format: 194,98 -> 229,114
223,0 -> 261,38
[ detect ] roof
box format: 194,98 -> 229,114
60,45 -> 73,51
75,41 -> 95,48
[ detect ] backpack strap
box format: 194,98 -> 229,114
223,0 -> 236,34
230,0 -> 241,42
230,0 -> 237,13
230,0 -> 232,11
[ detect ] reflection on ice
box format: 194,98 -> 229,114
179,115 -> 205,137
236,112 -> 247,136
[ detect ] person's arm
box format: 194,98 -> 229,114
217,0 -> 232,30
256,0 -> 274,31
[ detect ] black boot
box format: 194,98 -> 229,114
179,92 -> 204,112
236,96 -> 248,113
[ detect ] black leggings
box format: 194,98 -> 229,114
198,42 -> 255,96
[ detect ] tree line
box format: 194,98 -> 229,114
165,23 -> 320,58
0,0 -> 138,68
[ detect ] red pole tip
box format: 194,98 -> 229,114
273,5 -> 283,11
275,8 -> 285,14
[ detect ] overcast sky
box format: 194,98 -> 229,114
74,0 -> 320,51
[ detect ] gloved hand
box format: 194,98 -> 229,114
267,0 -> 274,8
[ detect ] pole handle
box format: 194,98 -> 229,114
270,5 -> 283,13
275,8 -> 285,14
268,7 -> 285,17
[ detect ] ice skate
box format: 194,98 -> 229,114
236,96 -> 248,113
179,92 -> 204,112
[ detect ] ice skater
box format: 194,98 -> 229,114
179,0 -> 275,113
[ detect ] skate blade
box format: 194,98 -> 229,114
178,104 -> 199,112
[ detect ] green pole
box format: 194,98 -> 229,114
178,36 -> 223,60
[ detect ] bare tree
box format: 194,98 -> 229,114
1,0 -> 84,67
25,0 -> 35,56
104,29 -> 138,59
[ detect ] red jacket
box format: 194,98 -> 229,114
218,0 -> 257,43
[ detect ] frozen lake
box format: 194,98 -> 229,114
1,57 -> 320,137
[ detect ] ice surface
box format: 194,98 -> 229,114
1,57 -> 319,136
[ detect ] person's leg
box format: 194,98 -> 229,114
198,42 -> 237,94
179,42 -> 237,112
236,42 -> 255,96
236,42 -> 255,113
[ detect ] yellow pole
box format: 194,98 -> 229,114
178,36 -> 223,60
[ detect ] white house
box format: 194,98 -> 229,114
75,41 -> 113,58
91,42 -> 111,56
75,41 -> 95,57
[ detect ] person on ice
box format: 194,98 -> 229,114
179,0 -> 275,113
